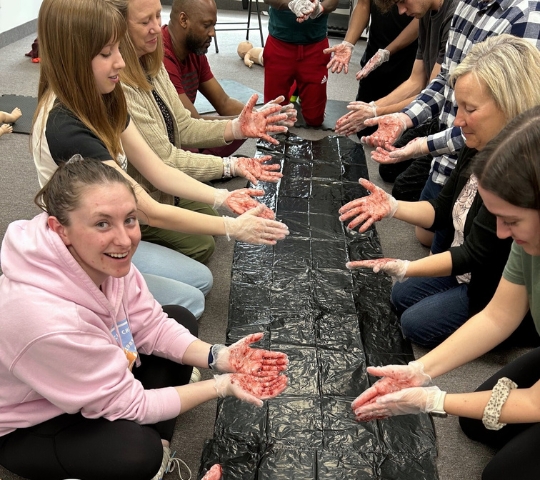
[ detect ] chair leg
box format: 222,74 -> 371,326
246,0 -> 253,41
256,0 -> 264,47
214,31 -> 219,53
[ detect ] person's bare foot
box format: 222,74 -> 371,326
0,124 -> 13,137
1,107 -> 22,123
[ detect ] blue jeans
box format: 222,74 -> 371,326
132,241 -> 213,319
391,275 -> 469,348
419,175 -> 449,255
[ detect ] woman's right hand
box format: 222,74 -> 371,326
351,361 -> 432,414
214,373 -> 288,407
360,113 -> 409,148
223,206 -> 289,244
213,188 -> 276,218
338,178 -> 398,231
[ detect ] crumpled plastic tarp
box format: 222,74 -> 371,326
199,134 -> 438,479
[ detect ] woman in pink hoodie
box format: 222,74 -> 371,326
0,158 -> 288,480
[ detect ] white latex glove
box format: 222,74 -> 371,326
230,155 -> 283,184
288,0 -> 316,19
309,0 -> 324,19
360,112 -> 410,148
209,332 -> 289,375
201,464 -> 223,480
213,373 -> 288,407
351,361 -> 432,412
230,94 -> 287,145
338,178 -> 399,232
324,40 -> 354,74
371,137 -> 429,164
213,188 -> 276,218
354,386 -> 446,422
223,206 -> 290,245
356,48 -> 390,80
346,258 -> 410,282
256,96 -> 297,127
335,101 -> 377,136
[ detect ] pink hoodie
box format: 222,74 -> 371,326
0,213 -> 198,436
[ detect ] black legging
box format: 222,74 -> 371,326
459,347 -> 540,480
0,305 -> 198,480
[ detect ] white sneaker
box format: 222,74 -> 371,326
189,367 -> 201,383
151,446 -> 171,480
152,445 -> 192,480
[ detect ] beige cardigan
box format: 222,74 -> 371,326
123,64 -> 230,205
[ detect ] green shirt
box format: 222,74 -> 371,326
268,7 -> 328,44
503,241 -> 540,334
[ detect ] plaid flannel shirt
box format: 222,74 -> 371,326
403,0 -> 540,185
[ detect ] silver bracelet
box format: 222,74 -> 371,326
222,157 -> 232,178
482,377 -> 517,430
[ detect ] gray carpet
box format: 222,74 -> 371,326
193,78 -> 263,114
0,8 -> 528,480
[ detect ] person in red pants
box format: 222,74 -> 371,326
263,0 -> 339,127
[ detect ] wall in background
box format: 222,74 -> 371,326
0,0 -> 41,35
0,0 -> 42,48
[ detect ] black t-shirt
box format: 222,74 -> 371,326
33,101 -> 129,187
356,1 -> 418,118
417,0 -> 458,81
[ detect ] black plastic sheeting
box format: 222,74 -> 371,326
199,134 -> 438,479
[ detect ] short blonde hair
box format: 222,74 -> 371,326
450,34 -> 540,121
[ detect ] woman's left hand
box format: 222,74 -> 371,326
231,155 -> 283,185
214,332 -> 289,375
371,137 -> 429,164
232,94 -> 288,144
346,258 -> 410,282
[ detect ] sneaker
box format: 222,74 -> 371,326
152,446 -> 192,480
189,367 -> 201,383
151,446 -> 171,480
167,453 -> 192,479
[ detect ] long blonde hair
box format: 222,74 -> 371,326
35,0 -> 128,160
108,0 -> 164,91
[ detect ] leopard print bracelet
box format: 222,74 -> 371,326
482,377 -> 517,431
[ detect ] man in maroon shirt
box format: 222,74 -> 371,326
163,0 -> 248,156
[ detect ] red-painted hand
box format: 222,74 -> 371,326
202,464 -> 223,480
236,94 -> 288,145
231,155 -> 283,185
216,332 -> 289,375
223,189 -> 275,219
360,113 -> 409,148
338,178 -> 398,231
214,373 -> 289,406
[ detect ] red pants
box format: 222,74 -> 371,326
264,35 -> 330,127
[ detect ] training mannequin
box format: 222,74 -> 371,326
0,108 -> 22,137
237,41 -> 264,68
